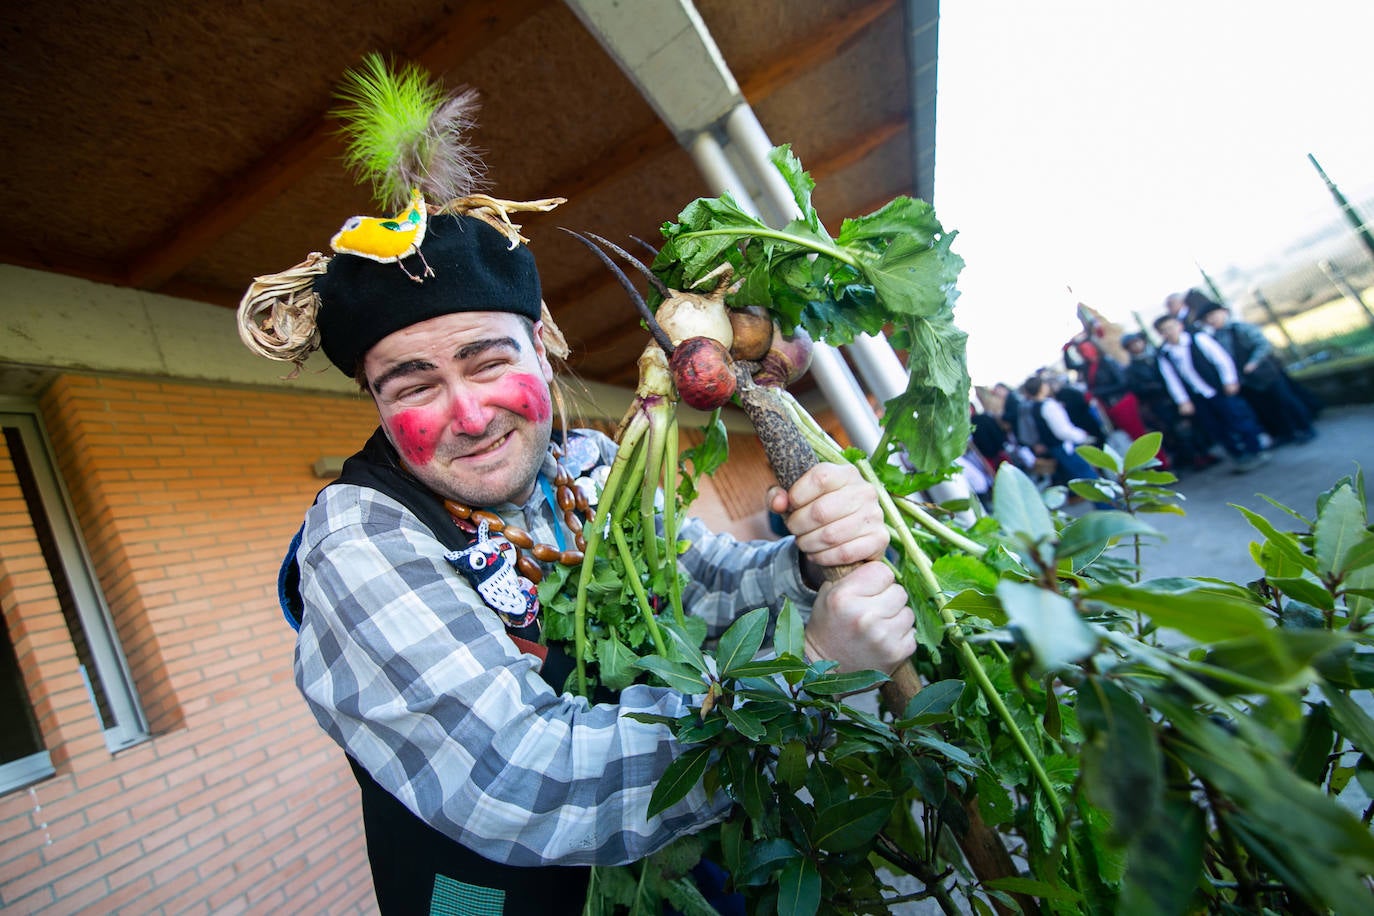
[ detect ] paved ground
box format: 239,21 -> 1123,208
1138,402 -> 1374,583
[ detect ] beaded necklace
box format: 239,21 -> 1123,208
442,446 -> 588,585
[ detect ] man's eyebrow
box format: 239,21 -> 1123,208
370,359 -> 436,394
369,337 -> 523,394
455,336 -> 522,361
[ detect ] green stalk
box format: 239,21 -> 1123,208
910,515 -> 1068,831
640,403 -> 666,574
662,413 -> 686,627
573,410 -> 648,695
676,226 -> 860,271
891,495 -> 988,557
611,522 -> 667,656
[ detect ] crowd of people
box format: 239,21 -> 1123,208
964,289 -> 1321,498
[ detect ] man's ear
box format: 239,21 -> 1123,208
531,321 -> 555,383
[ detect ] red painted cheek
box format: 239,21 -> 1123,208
491,372 -> 552,424
387,407 -> 446,465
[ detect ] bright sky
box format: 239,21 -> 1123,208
934,1 -> 1374,386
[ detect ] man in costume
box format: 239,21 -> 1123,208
1191,296 -> 1316,446
1120,331 -> 1215,472
237,62 -> 914,909
1153,313 -> 1268,473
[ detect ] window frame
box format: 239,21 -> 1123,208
1,401 -> 148,786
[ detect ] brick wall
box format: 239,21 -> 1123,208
0,374 -> 380,914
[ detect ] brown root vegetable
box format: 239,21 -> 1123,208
727,305 -> 773,361
670,337 -> 737,410
753,324 -> 814,388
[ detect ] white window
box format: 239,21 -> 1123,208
1,405 -> 148,793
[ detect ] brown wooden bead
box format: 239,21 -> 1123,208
503,526 -> 533,549
559,549 -> 584,566
554,465 -> 574,486
573,491 -> 590,514
444,501 -> 472,520
573,533 -> 587,552
516,555 -> 543,583
530,543 -> 562,563
556,486 -> 576,511
471,510 -> 504,530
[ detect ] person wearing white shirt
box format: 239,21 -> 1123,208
1020,375 -> 1099,486
1152,314 -> 1267,473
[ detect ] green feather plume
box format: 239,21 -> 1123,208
333,53 -> 485,211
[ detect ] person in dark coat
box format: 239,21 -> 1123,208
1192,297 -> 1316,445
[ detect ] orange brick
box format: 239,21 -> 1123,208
0,847 -> 47,892
85,776 -> 169,825
149,831 -> 225,887
15,377 -> 390,913
49,866 -> 111,909
0,883 -> 56,913
89,834 -> 147,877
37,836 -> 100,880
202,855 -> 275,912
128,864 -> 201,915
95,873 -> 156,914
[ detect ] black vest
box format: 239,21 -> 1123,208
281,428 -> 589,915
1030,400 -> 1066,451
1163,333 -> 1223,396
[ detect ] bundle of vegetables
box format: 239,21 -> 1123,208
547,146 -> 968,698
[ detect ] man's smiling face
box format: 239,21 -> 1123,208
364,311 -> 554,506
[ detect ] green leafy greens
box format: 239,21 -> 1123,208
653,146 -> 970,475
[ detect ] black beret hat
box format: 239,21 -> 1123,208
314,213 -> 542,375
1191,299 -> 1228,320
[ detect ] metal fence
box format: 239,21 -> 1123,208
1215,213 -> 1374,369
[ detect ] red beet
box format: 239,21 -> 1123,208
669,337 -> 737,410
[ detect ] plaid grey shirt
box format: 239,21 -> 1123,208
294,429 -> 814,867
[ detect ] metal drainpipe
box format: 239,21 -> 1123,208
688,131 -> 761,219
847,333 -> 910,403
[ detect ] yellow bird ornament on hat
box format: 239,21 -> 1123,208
327,52 -> 488,283
329,187 -> 434,282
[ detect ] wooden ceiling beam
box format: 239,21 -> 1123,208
808,114 -> 909,183
737,0 -> 899,102
125,0 -> 552,291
